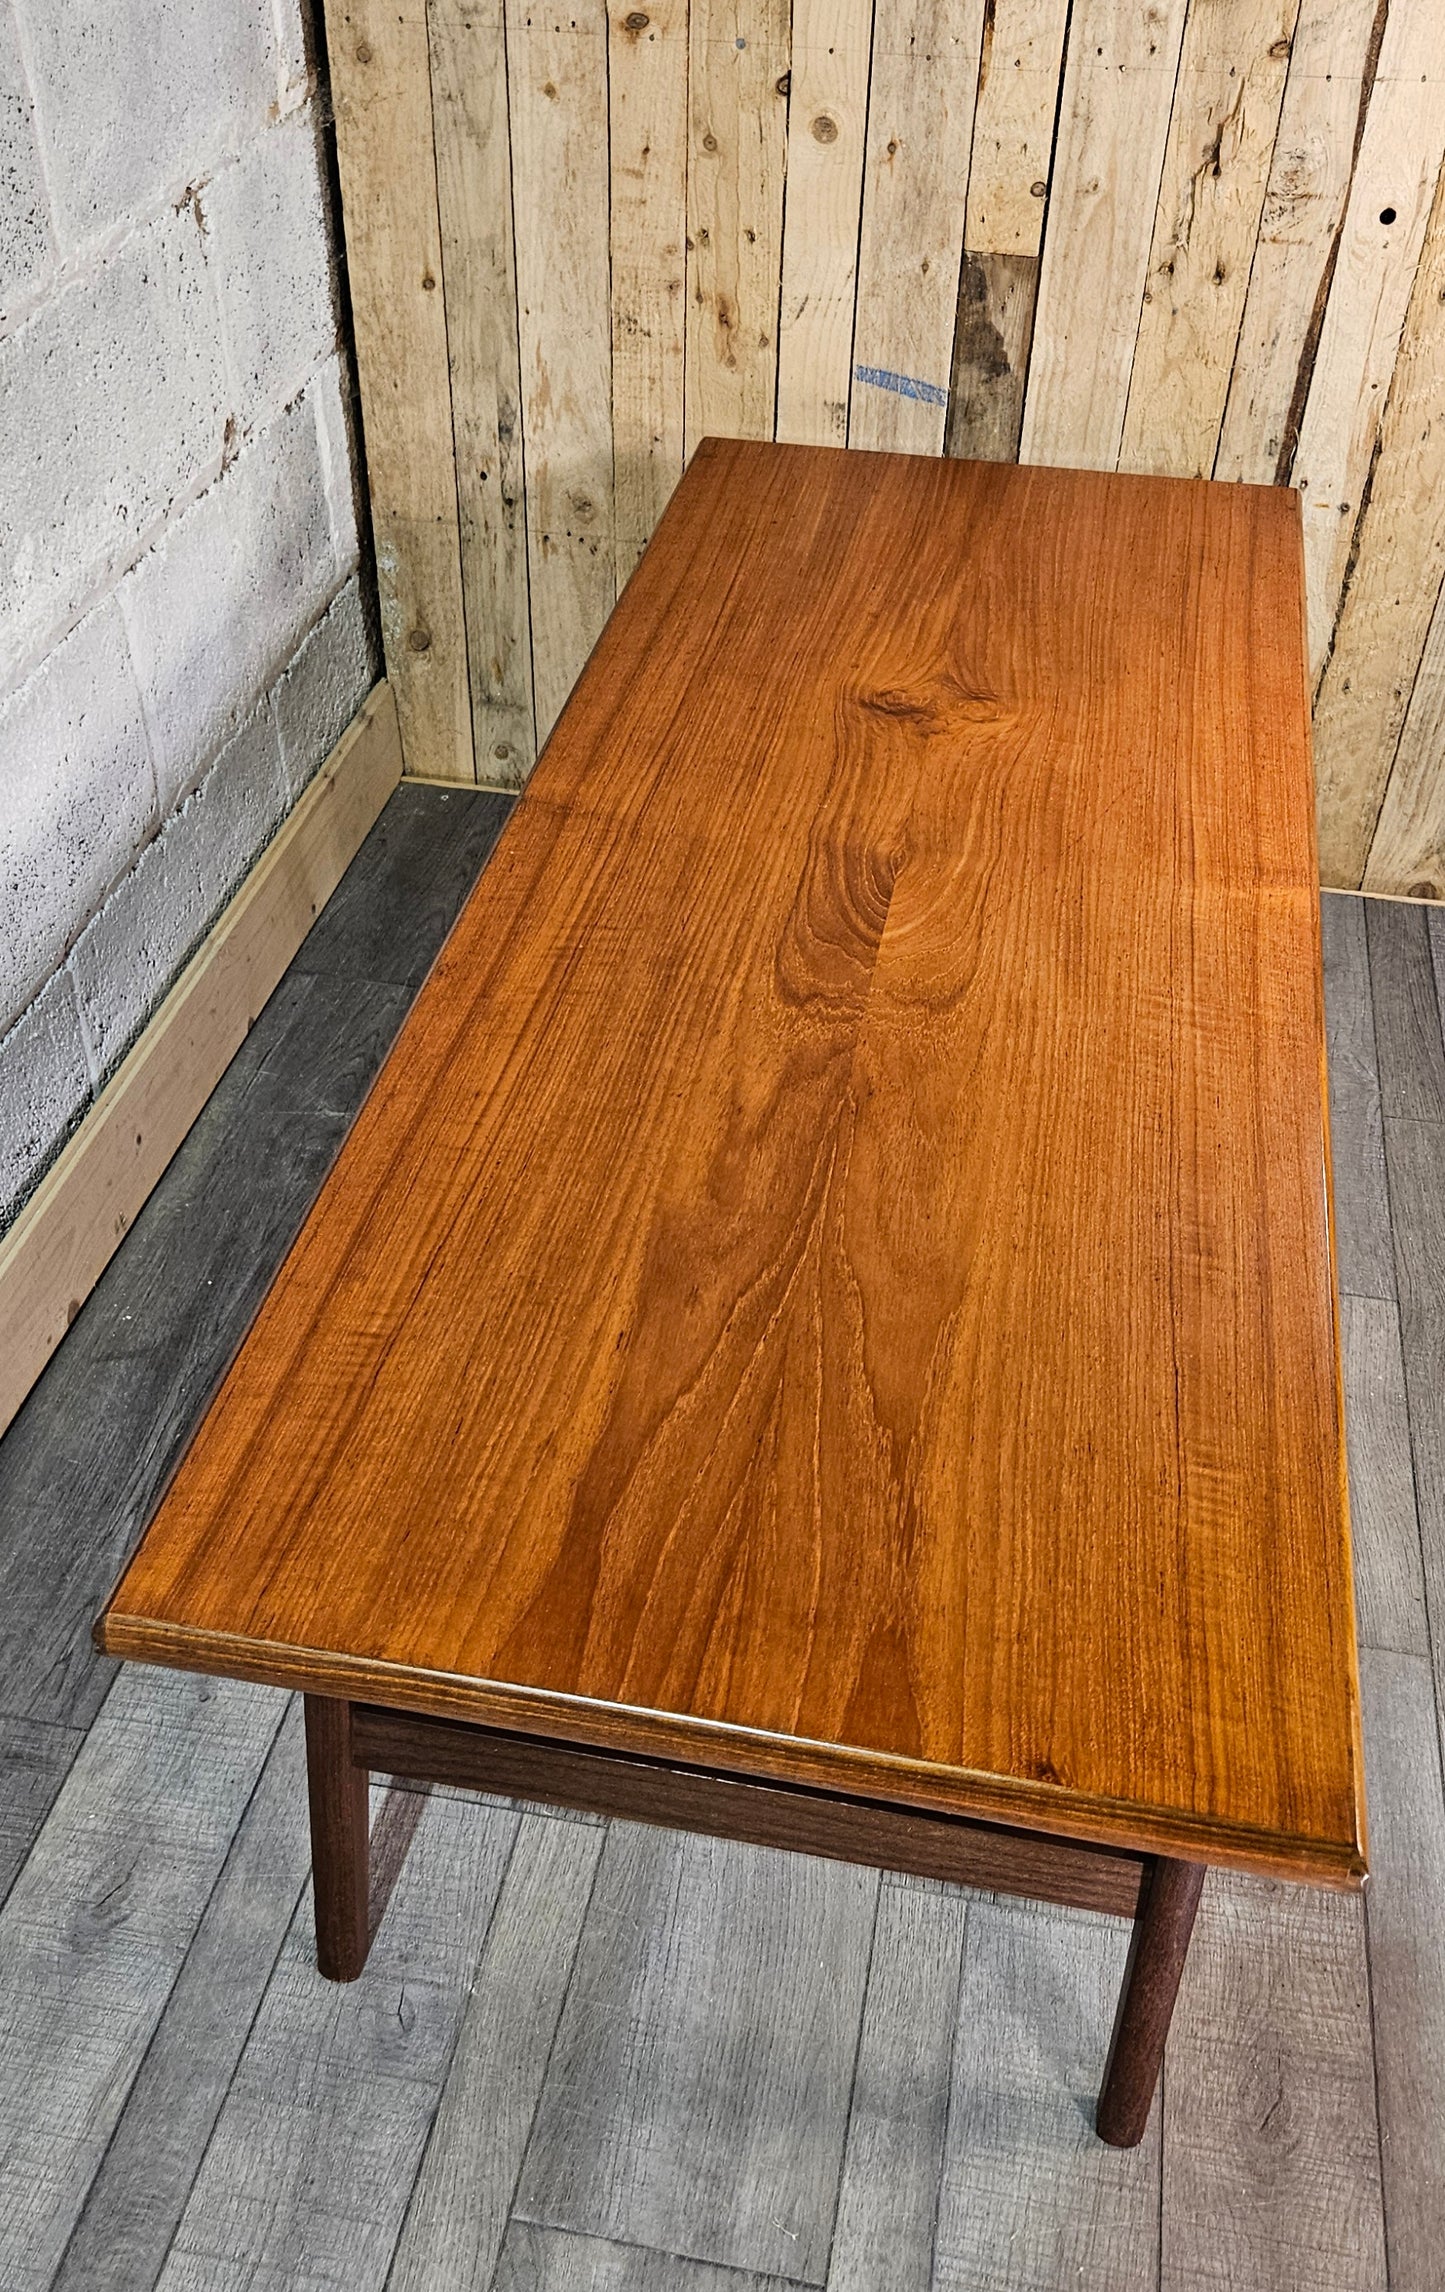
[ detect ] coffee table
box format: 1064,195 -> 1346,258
98,439 -> 1365,2149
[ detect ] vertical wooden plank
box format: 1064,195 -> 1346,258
1341,1294 -> 1430,1659
1117,0 -> 1299,479
1214,0 -> 1381,484
849,0 -> 986,457
1290,9 -> 1445,674
1161,1873 -> 1387,2289
684,0 -> 791,456
1322,891 -> 1396,1303
429,0 -> 537,789
945,250 -> 1038,463
963,0 -> 1071,260
1359,1646 -> 1445,2290
1313,162 -> 1445,887
931,1898 -> 1161,2288
1019,0 -> 1190,472
507,0 -> 616,746
945,0 -> 1068,466
774,0 -> 874,449
827,1881 -> 969,2292
323,0 -> 475,780
515,1824 -> 879,2284
388,1814 -> 604,2292
608,0 -> 689,582
1362,571 -> 1445,900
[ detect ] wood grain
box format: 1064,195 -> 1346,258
1357,1647 -> 1445,2290
932,1897 -> 1161,2289
388,1813 -> 604,2292
962,0 -> 1071,259
1381,1116 -> 1445,1735
322,7 -> 473,776
514,1821 -> 878,2282
1214,0 -> 1383,485
1160,1871 -> 1387,2289
827,1881 -> 970,2292
156,1789 -> 517,2291
1118,0 -> 1299,480
1020,0 -> 1190,470
774,0 -> 873,449
495,2225 -> 799,2292
608,0 -> 689,582
1367,575 -> 1445,900
352,1703 -> 1145,1914
684,0 -> 791,454
1365,899 -> 1445,1124
506,0 -> 616,744
945,250 -> 1037,464
850,0 -> 984,456
1321,891 -> 1396,1302
0,1670 -> 285,2289
1341,1295 -> 1430,1659
101,442 -> 1362,1888
429,0 -> 536,787
48,1700 -> 311,2292
1291,5 -> 1445,674
1315,154 -> 1445,887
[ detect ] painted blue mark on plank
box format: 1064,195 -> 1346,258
853,364 -> 949,408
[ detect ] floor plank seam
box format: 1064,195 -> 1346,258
922,1897 -> 972,2292
477,1817 -> 612,2292
73,1698 -> 306,2292
818,1872 -> 885,2288
380,1807 -> 529,2290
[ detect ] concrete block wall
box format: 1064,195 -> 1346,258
0,0 -> 379,1229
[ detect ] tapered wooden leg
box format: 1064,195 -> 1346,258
1096,1855 -> 1205,2147
304,1694 -> 371,1980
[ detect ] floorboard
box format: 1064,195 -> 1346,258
1340,1294 -> 1431,1658
514,1825 -> 879,2286
825,1880 -> 969,2292
0,1713 -> 86,1914
494,2221 -> 803,2290
1357,1648 -> 1445,2291
154,1790 -> 518,2291
49,1699 -> 311,2292
388,1813 -> 605,2292
0,839 -> 1440,2290
1382,1115 -> 1445,1724
0,1669 -> 286,2292
1366,901 -> 1445,1124
289,781 -> 512,990
931,1898 -> 1160,2291
1160,1874 -> 1387,2290
1322,894 -> 1396,1301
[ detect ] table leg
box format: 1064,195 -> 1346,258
1096,1854 -> 1205,2147
304,1694 -> 371,1980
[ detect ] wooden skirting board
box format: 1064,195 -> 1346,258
318,0 -> 1445,895
0,681 -> 403,1442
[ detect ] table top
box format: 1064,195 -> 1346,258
100,439 -> 1365,1888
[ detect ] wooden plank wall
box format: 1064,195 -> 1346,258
321,0 -> 1445,896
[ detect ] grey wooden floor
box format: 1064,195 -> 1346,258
1,789 -> 1442,2291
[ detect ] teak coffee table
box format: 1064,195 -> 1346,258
99,439 -> 1365,2149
